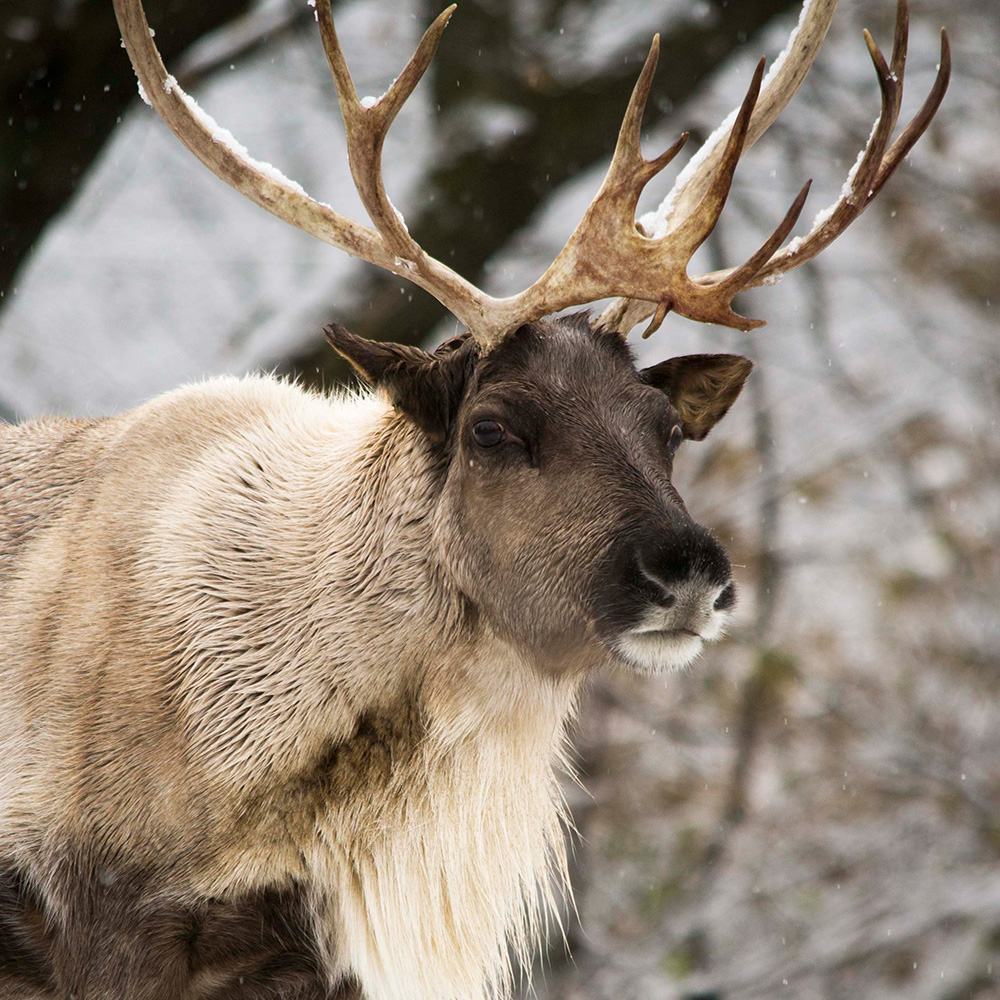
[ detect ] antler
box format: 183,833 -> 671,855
600,0 -> 951,336
112,0 -> 498,338
114,0 -> 949,350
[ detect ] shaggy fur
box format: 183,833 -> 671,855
0,379 -> 575,1000
0,318 -> 746,999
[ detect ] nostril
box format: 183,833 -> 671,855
635,553 -> 680,608
714,581 -> 736,611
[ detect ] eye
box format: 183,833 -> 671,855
472,419 -> 506,448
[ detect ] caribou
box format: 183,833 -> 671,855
0,0 -> 948,997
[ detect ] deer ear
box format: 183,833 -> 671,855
325,324 -> 473,441
641,354 -> 752,441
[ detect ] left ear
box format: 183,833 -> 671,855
325,323 -> 474,441
641,353 -> 753,441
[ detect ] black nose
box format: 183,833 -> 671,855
638,522 -> 732,596
591,518 -> 737,644
635,522 -> 735,621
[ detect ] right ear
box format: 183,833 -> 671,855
641,353 -> 753,441
324,324 -> 474,441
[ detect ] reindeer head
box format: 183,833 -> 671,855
327,316 -> 748,673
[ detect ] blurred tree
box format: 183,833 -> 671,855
0,0 -> 259,308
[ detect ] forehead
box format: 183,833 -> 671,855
473,314 -> 645,406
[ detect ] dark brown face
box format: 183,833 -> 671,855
326,314 -> 752,675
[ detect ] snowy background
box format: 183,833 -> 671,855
2,0 -> 998,996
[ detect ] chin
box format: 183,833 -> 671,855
612,629 -> 706,674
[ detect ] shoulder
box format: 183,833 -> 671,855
131,374 -> 387,439
136,373 -> 324,428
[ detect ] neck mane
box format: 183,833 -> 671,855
304,398 -> 582,1000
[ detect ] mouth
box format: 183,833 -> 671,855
613,626 -> 705,674
634,625 -> 703,639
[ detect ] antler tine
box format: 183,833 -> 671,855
890,0 -> 909,87
609,36 -> 660,173
870,28 -> 950,199
606,36 -> 689,195
724,15 -> 948,290
668,58 -> 765,258
317,3 -> 456,261
316,8 -> 360,107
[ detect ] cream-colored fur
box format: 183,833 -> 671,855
0,376 -> 580,1000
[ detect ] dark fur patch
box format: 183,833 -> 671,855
229,699 -> 429,853
0,863 -> 56,993
0,857 -> 339,999
474,313 -> 635,391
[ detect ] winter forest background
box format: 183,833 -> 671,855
2,0 -> 998,996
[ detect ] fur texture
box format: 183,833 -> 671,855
0,378 -> 574,1000
0,318 -> 747,999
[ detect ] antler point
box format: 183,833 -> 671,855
645,34 -> 661,71
641,300 -> 671,339
862,28 -> 880,59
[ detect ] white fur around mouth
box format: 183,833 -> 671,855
615,627 -> 705,674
